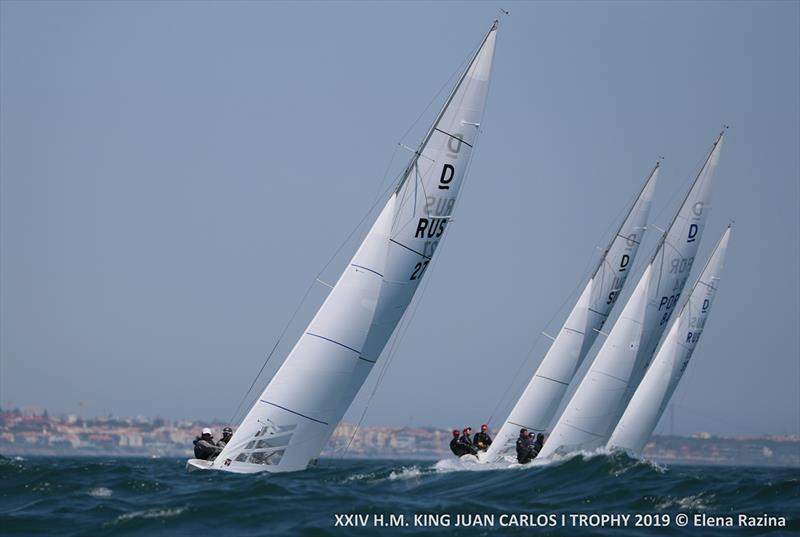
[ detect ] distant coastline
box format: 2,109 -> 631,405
1,409 -> 798,467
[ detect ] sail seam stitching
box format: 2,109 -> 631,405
508,420 -> 545,432
561,422 -> 606,437
305,332 -> 361,355
563,327 -> 585,336
389,239 -> 432,260
594,369 -> 630,384
534,374 -> 570,387
259,400 -> 329,425
617,233 -> 641,245
433,127 -> 474,147
698,280 -> 718,291
350,264 -> 383,278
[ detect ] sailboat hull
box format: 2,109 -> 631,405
186,459 -> 215,472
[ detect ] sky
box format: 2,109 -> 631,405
1,1 -> 798,437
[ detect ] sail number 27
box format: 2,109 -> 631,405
410,260 -> 430,280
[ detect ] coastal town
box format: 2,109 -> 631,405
1,408 -> 798,467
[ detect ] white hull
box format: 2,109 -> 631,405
186,459 -> 214,472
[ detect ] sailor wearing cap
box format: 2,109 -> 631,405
193,427 -> 223,460
217,426 -> 234,448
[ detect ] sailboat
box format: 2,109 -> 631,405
187,21 -> 499,473
539,131 -> 725,459
483,165 -> 658,462
607,226 -> 731,454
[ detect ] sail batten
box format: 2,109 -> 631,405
208,22 -> 498,473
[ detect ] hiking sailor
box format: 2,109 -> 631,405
474,424 -> 492,451
217,426 -> 234,448
516,428 -> 539,464
193,428 -> 223,461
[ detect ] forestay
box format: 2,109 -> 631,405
210,22 -> 499,473
539,131 -> 725,458
483,165 -> 658,461
607,226 -> 731,454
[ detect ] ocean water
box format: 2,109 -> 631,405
0,453 -> 797,536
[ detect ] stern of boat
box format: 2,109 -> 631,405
186,458 -> 215,472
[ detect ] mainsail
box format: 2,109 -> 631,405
539,131 -> 725,458
607,226 -> 731,454
483,165 -> 658,461
207,22 -> 499,473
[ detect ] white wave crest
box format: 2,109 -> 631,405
656,493 -> 714,511
432,453 -> 555,473
112,506 -> 188,524
87,487 -> 113,498
387,466 -> 426,481
342,472 -> 377,483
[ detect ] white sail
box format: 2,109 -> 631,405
539,132 -> 724,458
208,22 -> 498,473
607,226 -> 730,454
484,165 -> 658,461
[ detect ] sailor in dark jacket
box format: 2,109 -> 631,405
458,427 -> 478,456
516,428 -> 536,464
473,424 -> 492,451
193,428 -> 223,460
217,426 -> 233,448
533,432 -> 545,455
450,430 -> 465,456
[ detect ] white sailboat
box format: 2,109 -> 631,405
607,226 -> 731,454
539,131 -> 725,459
483,165 -> 658,462
188,21 -> 499,473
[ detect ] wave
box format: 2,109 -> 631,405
0,455 -> 796,536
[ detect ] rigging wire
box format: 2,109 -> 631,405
226,174 -> 401,427
486,135 -> 720,430
340,88 -> 490,457
483,171 -> 648,427
225,39 -> 474,429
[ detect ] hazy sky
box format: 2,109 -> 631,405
2,1 -> 798,437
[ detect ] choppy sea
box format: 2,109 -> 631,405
1,453 -> 797,536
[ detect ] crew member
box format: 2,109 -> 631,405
217,426 -> 234,448
533,432 -> 545,455
474,424 -> 492,451
449,430 -> 465,456
458,427 -> 478,456
193,428 -> 222,461
516,428 -> 536,464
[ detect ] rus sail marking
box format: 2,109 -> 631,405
186,21 -> 499,474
